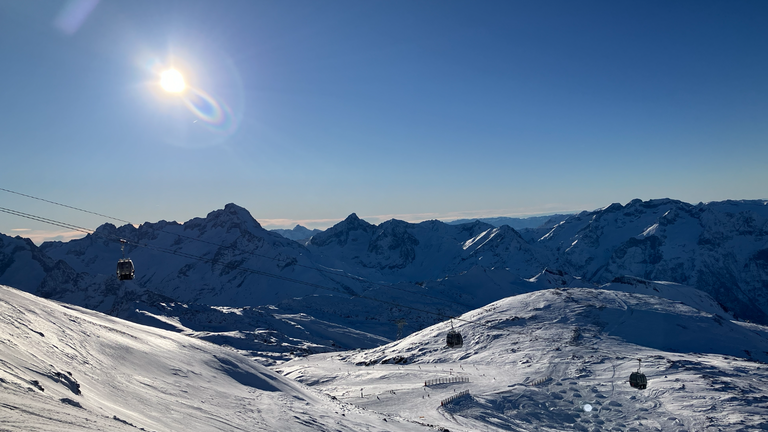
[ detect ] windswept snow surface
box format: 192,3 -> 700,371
280,288 -> 768,432
0,284 -> 428,432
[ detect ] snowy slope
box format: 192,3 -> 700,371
280,287 -> 768,432
307,215 -> 542,283
1,233 -> 61,292
534,199 -> 768,323
0,232 -> 102,308
0,284 -> 430,432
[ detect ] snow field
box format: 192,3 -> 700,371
280,288 -> 768,431
0,284 -> 429,431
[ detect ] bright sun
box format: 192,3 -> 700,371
160,69 -> 186,93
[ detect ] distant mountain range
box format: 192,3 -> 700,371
1,198 -> 767,364
270,214 -> 572,242
447,214 -> 572,230
270,225 -> 322,241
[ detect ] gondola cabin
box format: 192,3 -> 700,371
629,371 -> 647,389
629,359 -> 647,389
446,330 -> 463,348
117,258 -> 135,281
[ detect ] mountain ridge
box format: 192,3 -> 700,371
448,213 -> 573,230
1,197 -> 767,349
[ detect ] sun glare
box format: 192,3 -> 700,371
160,69 -> 186,93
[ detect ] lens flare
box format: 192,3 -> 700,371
182,88 -> 237,134
160,69 -> 186,93
54,0 -> 100,35
141,52 -> 244,145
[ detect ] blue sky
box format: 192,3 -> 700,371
1,0 -> 767,243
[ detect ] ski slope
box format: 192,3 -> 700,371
0,284 -> 428,432
280,288 -> 768,431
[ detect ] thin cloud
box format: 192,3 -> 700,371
12,229 -> 87,246
258,218 -> 346,230
360,207 -> 579,225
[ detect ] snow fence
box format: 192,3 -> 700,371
424,376 -> 470,386
440,390 -> 470,406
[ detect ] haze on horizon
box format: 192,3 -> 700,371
1,0 -> 766,243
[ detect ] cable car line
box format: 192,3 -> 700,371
0,187 -> 131,224
0,206 -> 95,236
0,187 -> 462,306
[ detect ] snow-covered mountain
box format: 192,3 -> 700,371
271,224 -> 322,241
39,204 -> 365,307
531,199 -> 768,323
4,205 -> 550,361
1,232 -> 68,291
0,232 -> 98,305
2,197 -> 768,365
281,285 -> 768,431
301,199 -> 768,324
306,214 -> 543,283
0,284 -> 427,431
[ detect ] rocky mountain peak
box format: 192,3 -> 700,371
219,203 -> 261,227
334,213 -> 373,230
309,213 -> 374,247
601,202 -> 624,213
93,223 -> 118,236
184,203 -> 263,233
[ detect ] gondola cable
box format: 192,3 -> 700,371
0,187 -> 132,224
